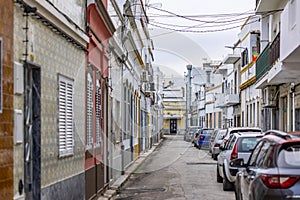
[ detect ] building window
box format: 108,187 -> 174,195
0,38 -> 2,113
58,74 -> 74,157
241,48 -> 249,67
95,79 -> 101,147
290,0 -> 296,30
86,73 -> 93,148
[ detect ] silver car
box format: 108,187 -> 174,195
217,132 -> 263,191
210,129 -> 227,160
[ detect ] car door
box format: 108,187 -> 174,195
240,140 -> 265,200
218,134 -> 235,177
247,141 -> 271,200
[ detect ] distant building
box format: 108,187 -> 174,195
162,77 -> 186,134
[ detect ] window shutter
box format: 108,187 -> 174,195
86,73 -> 93,148
95,79 -> 101,147
58,75 -> 74,157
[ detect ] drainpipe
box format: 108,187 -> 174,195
291,83 -> 295,132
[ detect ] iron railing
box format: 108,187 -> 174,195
256,33 -> 280,80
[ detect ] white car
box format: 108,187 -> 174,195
217,131 -> 263,191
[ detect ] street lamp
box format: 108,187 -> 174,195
186,65 -> 192,134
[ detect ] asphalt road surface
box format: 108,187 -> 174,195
115,135 -> 235,200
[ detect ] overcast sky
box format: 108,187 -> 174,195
148,0 -> 255,76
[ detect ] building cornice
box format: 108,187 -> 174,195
23,0 -> 89,48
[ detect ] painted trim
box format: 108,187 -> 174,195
240,61 -> 255,74
239,76 -> 256,90
23,0 -> 89,46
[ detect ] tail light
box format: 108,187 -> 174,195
261,175 -> 299,189
214,143 -> 220,147
230,142 -> 238,160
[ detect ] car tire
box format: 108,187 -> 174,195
216,165 -> 223,183
222,167 -> 234,191
212,154 -> 217,160
235,184 -> 243,200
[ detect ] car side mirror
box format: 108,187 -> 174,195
229,158 -> 246,168
219,146 -> 225,151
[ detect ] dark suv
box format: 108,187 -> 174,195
231,130 -> 300,200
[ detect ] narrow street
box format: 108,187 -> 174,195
115,135 -> 235,200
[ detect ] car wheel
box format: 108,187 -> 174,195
212,154 -> 217,160
216,165 -> 223,183
235,184 -> 243,200
222,167 -> 234,191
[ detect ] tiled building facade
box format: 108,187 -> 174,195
13,1 -> 87,199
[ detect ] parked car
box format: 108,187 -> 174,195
210,129 -> 227,160
209,129 -> 220,153
217,131 -> 263,191
196,128 -> 214,149
185,126 -> 201,142
222,127 -> 262,146
232,130 -> 300,200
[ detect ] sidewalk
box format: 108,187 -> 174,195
98,138 -> 164,200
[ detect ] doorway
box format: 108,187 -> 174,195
24,62 -> 41,199
170,119 -> 177,134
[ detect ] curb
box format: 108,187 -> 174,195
98,138 -> 164,200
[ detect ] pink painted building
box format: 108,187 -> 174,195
85,0 -> 115,198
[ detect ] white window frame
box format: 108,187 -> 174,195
86,73 -> 93,149
58,74 -> 74,157
95,79 -> 101,147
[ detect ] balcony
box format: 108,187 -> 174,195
223,54 -> 240,64
256,0 -> 287,13
224,94 -> 239,106
256,33 -> 280,81
256,43 -> 270,81
205,93 -> 215,104
281,0 -> 300,63
197,99 -> 205,110
215,94 -> 225,108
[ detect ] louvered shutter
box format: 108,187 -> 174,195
86,73 -> 93,148
58,75 -> 74,157
95,79 -> 101,147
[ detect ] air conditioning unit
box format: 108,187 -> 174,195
263,86 -> 277,107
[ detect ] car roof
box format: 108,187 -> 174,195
232,132 -> 263,138
227,127 -> 262,131
262,130 -> 300,144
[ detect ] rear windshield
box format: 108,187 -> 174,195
238,137 -> 262,152
202,129 -> 214,135
277,143 -> 300,168
217,130 -> 227,140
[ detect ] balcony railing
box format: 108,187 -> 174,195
256,44 -> 270,80
270,33 -> 280,66
256,33 -> 280,80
